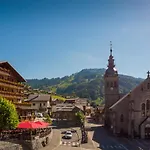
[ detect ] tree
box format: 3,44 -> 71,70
0,97 -> 19,130
44,114 -> 52,124
75,111 -> 85,125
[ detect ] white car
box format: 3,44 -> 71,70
64,131 -> 72,139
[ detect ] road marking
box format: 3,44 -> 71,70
134,139 -> 147,149
120,144 -> 129,150
110,145 -> 114,148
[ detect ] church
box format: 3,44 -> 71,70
104,42 -> 150,139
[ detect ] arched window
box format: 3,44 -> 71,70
146,100 -> 150,114
120,114 -> 124,122
114,81 -> 117,87
141,103 -> 146,117
111,82 -> 113,87
141,87 -> 143,91
107,82 -> 109,87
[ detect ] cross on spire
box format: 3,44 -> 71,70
147,71 -> 150,78
110,41 -> 112,55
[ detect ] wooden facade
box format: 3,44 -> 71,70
0,61 -> 26,104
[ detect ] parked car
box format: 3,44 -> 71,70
64,131 -> 72,139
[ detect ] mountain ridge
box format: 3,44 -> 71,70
26,68 -> 144,104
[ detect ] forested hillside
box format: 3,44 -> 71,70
26,68 -> 143,104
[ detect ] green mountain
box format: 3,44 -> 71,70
26,68 -> 143,104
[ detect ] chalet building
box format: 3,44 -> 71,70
0,61 -> 34,117
52,103 -> 84,126
104,42 -> 150,139
25,94 -> 51,113
0,61 -> 25,102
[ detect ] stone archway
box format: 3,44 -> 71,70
145,124 -> 150,139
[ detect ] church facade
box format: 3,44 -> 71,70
104,43 -> 150,139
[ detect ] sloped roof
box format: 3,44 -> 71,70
0,61 -> 26,82
52,104 -> 75,112
52,103 -> 83,112
110,78 -> 147,109
109,93 -> 130,109
25,94 -> 51,102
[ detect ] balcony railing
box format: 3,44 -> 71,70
0,90 -> 24,96
0,81 -> 23,90
0,94 -> 23,100
0,67 -> 10,73
0,78 -> 24,87
14,102 -> 31,106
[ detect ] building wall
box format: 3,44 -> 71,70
110,95 -> 130,135
130,78 -> 150,137
30,101 -> 49,111
104,75 -> 120,127
0,67 -> 24,103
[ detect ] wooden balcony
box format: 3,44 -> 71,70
0,90 -> 24,96
0,78 -> 24,87
0,67 -> 10,73
14,102 -> 31,106
0,81 -> 23,90
0,94 -> 23,100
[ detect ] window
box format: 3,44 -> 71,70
141,103 -> 146,117
107,82 -> 109,87
40,103 -> 42,107
147,83 -> 150,89
146,100 -> 150,114
114,81 -> 117,87
141,87 -> 143,91
33,103 -> 35,106
120,114 -> 124,122
111,82 -> 113,87
43,103 -> 45,106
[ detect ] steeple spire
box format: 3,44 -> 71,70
107,41 -> 115,69
110,41 -> 112,55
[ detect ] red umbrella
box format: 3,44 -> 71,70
35,121 -> 49,127
17,121 -> 44,129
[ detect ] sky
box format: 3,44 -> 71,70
0,0 -> 150,79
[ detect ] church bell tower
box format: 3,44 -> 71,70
104,41 -> 120,127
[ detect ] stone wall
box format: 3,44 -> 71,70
0,141 -> 21,150
20,130 -> 53,150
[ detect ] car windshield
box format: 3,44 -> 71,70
66,132 -> 71,134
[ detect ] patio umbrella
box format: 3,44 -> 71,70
35,121 -> 49,127
17,121 -> 44,129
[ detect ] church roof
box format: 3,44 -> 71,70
109,78 -> 147,109
109,93 -> 130,109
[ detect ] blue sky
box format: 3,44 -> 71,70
0,0 -> 150,79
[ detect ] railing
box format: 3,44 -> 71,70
0,78 -> 24,88
0,91 -> 23,96
0,67 -> 10,73
14,102 -> 31,106
0,94 -> 23,100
